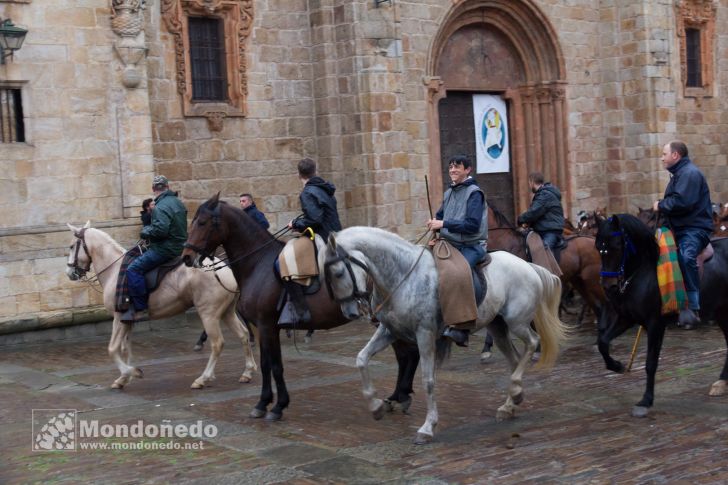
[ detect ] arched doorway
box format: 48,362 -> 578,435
426,0 -> 568,221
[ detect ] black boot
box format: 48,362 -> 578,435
280,281 -> 311,327
443,326 -> 469,347
678,308 -> 700,330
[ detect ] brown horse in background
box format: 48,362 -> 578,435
487,205 -> 605,323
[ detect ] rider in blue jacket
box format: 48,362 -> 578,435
654,141 -> 713,329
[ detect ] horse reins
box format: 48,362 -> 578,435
599,225 -> 637,293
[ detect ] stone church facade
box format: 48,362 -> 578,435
1,0 -> 726,332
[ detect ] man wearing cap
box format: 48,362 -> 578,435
125,175 -> 188,322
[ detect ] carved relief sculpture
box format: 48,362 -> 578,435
111,0 -> 148,88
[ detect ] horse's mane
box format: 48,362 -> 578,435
198,198 -> 274,240
489,204 -> 515,229
88,227 -> 125,253
614,213 -> 659,263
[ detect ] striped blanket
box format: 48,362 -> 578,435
115,246 -> 143,313
655,227 -> 687,315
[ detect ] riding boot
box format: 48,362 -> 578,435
678,308 -> 700,330
280,280 -> 311,327
443,326 -> 470,347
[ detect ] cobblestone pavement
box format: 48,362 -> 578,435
1,311 -> 726,484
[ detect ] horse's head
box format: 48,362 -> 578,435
323,233 -> 370,320
66,221 -> 92,280
183,193 -> 225,268
576,208 -> 606,236
636,207 -> 659,230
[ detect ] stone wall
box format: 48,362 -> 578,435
2,0 -> 728,330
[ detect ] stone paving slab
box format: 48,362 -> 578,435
0,316 -> 726,484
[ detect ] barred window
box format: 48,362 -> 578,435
685,28 -> 701,87
0,88 -> 24,143
188,17 -> 227,102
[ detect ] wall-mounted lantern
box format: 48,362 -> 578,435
0,19 -> 28,64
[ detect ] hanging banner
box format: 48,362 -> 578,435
472,94 -> 509,173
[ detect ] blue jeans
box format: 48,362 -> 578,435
539,231 -> 563,250
127,249 -> 174,311
674,228 -> 711,310
455,244 -> 486,271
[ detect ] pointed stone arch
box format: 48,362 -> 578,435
426,0 -> 569,216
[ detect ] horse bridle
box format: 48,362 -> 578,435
323,245 -> 372,311
183,204 -> 221,263
68,228 -> 92,277
598,226 -> 637,293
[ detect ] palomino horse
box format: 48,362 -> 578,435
596,214 -> 728,417
323,227 -> 567,444
181,194 -> 420,421
487,205 -> 605,325
65,222 -> 257,389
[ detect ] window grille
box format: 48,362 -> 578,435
189,17 -> 227,101
685,28 -> 701,87
0,88 -> 24,143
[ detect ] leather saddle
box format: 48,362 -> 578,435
144,257 -> 184,293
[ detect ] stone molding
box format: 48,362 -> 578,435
161,0 -> 254,129
676,0 -> 717,98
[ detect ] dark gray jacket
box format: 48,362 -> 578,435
517,183 -> 565,233
658,157 -> 713,232
292,176 -> 342,240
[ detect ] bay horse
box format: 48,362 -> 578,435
323,227 -> 567,444
65,222 -> 257,389
487,205 -> 605,324
181,194 -> 420,421
595,214 -> 728,417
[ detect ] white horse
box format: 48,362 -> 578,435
321,227 -> 568,444
65,222 -> 257,389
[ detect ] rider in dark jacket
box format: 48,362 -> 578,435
517,172 -> 565,259
654,141 -> 713,329
126,176 -> 187,322
240,193 -> 270,230
290,159 -> 342,241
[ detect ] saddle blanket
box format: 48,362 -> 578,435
526,232 -> 563,277
432,239 -> 478,327
655,227 -> 687,315
279,236 -> 318,286
114,246 -> 143,313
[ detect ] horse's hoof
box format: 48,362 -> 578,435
193,343 -> 203,352
304,336 -> 312,344
239,375 -> 252,384
607,362 -> 626,374
383,399 -> 394,413
399,396 -> 412,414
709,380 -> 726,397
631,405 -> 649,418
480,351 -> 492,363
249,408 -> 266,419
191,380 -> 204,389
512,391 -> 524,405
414,432 -> 433,445
111,382 -> 124,390
372,402 -> 385,421
133,368 -> 143,378
264,411 -> 282,421
531,352 -> 541,362
496,407 -> 514,421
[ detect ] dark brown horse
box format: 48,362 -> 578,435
487,205 -> 605,322
182,194 -> 419,421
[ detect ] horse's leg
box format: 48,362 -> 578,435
597,305 -> 629,373
709,320 -> 728,396
222,306 -> 257,383
633,321 -> 666,417
480,331 -> 494,363
108,315 -> 142,389
496,317 -> 539,420
193,331 -> 207,351
386,340 -> 419,413
265,329 -> 290,421
191,314 -> 223,389
414,328 -> 438,444
250,326 -> 275,418
356,325 -> 396,419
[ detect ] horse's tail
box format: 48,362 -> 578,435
529,263 -> 569,369
435,335 -> 452,367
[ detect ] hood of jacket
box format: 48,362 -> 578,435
450,176 -> 478,190
539,183 -> 561,200
306,176 -> 336,196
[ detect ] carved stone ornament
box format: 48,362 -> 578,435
111,0 -> 147,37
204,112 -> 227,132
161,0 -> 254,123
676,0 -> 717,96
